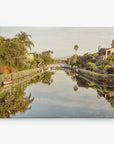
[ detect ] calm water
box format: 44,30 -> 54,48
0,70 -> 114,118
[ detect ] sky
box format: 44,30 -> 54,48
0,27 -> 114,58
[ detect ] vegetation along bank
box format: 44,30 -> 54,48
0,68 -> 44,84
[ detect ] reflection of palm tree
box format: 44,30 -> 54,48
73,84 -> 78,91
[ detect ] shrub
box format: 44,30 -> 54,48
0,59 -> 5,66
106,67 -> 114,74
87,62 -> 96,70
104,65 -> 111,71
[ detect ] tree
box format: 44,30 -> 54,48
0,32 -> 35,70
42,55 -> 52,65
66,55 -> 77,66
42,50 -> 53,56
15,31 -> 34,51
76,53 -> 93,68
74,45 -> 79,52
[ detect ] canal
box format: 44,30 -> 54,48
0,70 -> 114,118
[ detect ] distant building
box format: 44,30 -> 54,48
98,39 -> 114,60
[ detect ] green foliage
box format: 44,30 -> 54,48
42,50 -> 53,56
41,71 -> 54,85
104,65 -> 111,71
0,84 -> 34,118
75,51 -> 113,73
42,55 -> 53,65
96,59 -> 110,70
106,67 -> 114,74
92,52 -> 98,57
29,51 -> 54,68
107,52 -> 114,62
67,49 -> 113,74
0,32 -> 34,70
36,57 -> 44,65
76,53 -> 94,68
87,62 -> 95,70
66,55 -> 77,66
15,31 -> 34,51
0,58 -> 5,66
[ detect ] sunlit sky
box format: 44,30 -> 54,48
0,27 -> 114,58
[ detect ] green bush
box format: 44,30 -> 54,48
104,65 -> 111,71
0,59 -> 5,66
42,55 -> 52,65
87,62 -> 95,69
107,52 -> 114,62
106,67 -> 114,74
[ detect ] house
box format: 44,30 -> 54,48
98,39 -> 114,60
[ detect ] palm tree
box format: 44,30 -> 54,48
15,32 -> 34,51
74,44 -> 79,52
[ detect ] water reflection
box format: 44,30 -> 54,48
0,71 -> 54,118
0,69 -> 114,118
41,71 -> 54,85
65,70 -> 114,109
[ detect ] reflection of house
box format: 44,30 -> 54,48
98,39 -> 114,59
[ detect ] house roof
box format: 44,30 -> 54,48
99,48 -> 111,52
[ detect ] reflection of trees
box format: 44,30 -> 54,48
97,87 -> 114,108
65,71 -> 74,77
106,96 -> 114,108
76,75 -> 114,108
0,84 -> 34,118
76,76 -> 90,88
0,71 -> 54,118
65,71 -> 79,91
41,71 -> 54,85
65,70 -> 114,108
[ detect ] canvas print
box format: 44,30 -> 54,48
0,27 -> 114,118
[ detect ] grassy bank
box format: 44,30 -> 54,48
0,68 -> 44,84
78,68 -> 114,85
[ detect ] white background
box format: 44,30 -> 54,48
0,0 -> 114,144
